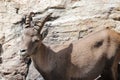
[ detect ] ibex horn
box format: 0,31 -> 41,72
25,12 -> 35,28
35,13 -> 52,33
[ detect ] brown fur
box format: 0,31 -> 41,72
20,12 -> 120,80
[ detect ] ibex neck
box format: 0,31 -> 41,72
31,43 -> 52,71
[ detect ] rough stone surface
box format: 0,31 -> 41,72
0,0 -> 120,80
26,62 -> 44,80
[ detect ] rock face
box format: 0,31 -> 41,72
0,0 -> 120,80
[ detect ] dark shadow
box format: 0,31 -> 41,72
0,44 -> 3,54
0,44 -> 3,64
118,62 -> 120,80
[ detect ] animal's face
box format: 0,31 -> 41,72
19,12 -> 51,57
20,28 -> 41,56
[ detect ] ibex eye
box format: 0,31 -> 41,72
34,39 -> 39,42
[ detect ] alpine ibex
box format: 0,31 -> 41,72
19,12 -> 120,80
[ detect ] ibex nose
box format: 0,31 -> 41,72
20,49 -> 27,52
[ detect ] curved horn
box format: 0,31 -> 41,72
25,12 -> 35,28
35,13 -> 52,33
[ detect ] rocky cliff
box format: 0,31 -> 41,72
0,0 -> 120,80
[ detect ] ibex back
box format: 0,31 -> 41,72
19,12 -> 120,80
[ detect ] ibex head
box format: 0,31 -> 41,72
20,12 -> 51,57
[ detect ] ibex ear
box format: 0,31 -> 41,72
40,28 -> 48,40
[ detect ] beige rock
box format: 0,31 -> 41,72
109,13 -> 120,21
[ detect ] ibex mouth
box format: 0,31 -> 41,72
19,52 -> 27,56
18,50 -> 28,57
